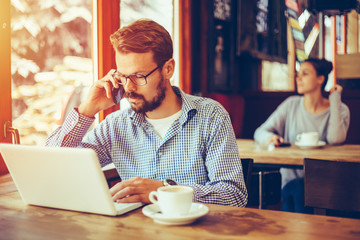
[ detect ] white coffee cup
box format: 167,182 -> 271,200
296,132 -> 319,145
149,186 -> 193,217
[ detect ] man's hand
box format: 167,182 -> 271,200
110,177 -> 164,204
78,69 -> 120,118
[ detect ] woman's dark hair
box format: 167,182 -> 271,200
303,58 -> 333,91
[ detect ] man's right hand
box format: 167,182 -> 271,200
78,69 -> 120,118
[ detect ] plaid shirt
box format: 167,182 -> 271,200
46,87 -> 247,207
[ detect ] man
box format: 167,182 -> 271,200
46,19 -> 247,207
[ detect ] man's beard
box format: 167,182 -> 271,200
124,76 -> 167,114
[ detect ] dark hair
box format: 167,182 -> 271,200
110,19 -> 173,67
303,58 -> 333,91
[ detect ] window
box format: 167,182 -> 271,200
261,61 -> 290,91
11,0 -> 178,145
11,0 -> 93,145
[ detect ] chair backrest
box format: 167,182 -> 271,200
241,158 -> 253,193
304,158 -> 360,215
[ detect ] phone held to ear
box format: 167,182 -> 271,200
111,85 -> 125,104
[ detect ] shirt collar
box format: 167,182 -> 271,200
173,86 -> 197,125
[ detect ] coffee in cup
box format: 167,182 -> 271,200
149,186 -> 193,217
296,132 -> 319,145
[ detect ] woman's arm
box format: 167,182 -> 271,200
254,98 -> 292,145
326,86 -> 350,144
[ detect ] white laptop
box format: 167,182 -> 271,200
0,144 -> 143,216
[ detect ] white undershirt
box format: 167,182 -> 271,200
145,110 -> 182,139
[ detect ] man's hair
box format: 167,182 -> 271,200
110,19 -> 173,66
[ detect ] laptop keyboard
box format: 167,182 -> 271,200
113,202 -> 143,215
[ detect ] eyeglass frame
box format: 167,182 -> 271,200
112,65 -> 160,86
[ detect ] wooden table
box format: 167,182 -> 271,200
1,174 -> 360,240
237,139 -> 360,167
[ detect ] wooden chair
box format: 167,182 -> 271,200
241,158 -> 280,209
304,158 -> 360,218
246,167 -> 281,209
241,158 -> 253,192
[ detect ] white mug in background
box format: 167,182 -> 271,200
296,132 -> 319,145
149,186 -> 193,217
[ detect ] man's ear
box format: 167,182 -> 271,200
162,58 -> 175,79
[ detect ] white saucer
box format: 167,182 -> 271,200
295,140 -> 326,149
142,203 -> 209,225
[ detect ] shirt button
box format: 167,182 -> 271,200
77,123 -> 82,128
158,152 -> 163,157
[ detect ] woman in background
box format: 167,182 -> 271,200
254,58 -> 350,213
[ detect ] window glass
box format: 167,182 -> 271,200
11,0 -> 93,145
261,60 -> 290,91
120,0 -> 173,34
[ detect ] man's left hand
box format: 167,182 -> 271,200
109,177 -> 163,203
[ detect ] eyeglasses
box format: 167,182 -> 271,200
112,66 -> 160,86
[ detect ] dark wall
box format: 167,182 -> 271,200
240,91 -> 296,139
341,90 -> 360,144
218,90 -> 360,144
203,88 -> 360,144
191,1 -> 360,144
190,0 -> 287,95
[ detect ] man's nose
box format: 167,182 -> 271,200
123,77 -> 137,92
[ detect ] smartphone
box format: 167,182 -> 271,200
111,85 -> 125,104
277,142 -> 291,147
